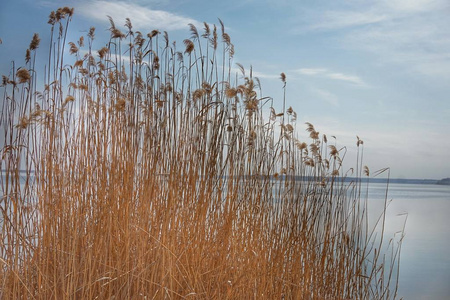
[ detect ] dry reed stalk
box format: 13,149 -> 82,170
0,8 -> 404,299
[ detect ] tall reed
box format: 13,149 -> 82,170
0,7 -> 403,299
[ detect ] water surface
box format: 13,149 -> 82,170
366,183 -> 450,300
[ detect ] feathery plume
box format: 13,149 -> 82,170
88,27 -> 95,40
147,30 -> 160,39
218,18 -> 225,35
68,42 -> 78,55
78,36 -> 84,47
305,122 -> 315,133
280,72 -> 286,84
184,39 -> 194,54
98,47 -> 109,60
125,18 -> 133,31
364,166 -> 370,176
61,7 -> 74,17
17,68 -> 31,83
357,136 -> 364,146
48,11 -> 56,25
29,33 -> 40,51
108,16 -> 125,39
153,55 -> 160,70
210,25 -> 217,50
25,49 -> 31,63
329,145 -> 338,157
189,23 -> 199,40
202,22 -> 210,38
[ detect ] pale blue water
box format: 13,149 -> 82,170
366,182 -> 450,300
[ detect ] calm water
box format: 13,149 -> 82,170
366,182 -> 450,300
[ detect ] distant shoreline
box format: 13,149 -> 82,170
1,170 -> 448,185
343,177 -> 439,185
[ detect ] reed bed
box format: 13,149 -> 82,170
0,7 -> 402,299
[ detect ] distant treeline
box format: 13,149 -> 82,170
341,177 -> 439,185
436,178 -> 450,185
227,175 -> 440,185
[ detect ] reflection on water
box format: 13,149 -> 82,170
366,183 -> 450,300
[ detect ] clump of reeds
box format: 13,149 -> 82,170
0,7 -> 403,299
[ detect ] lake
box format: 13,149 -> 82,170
366,182 -> 450,300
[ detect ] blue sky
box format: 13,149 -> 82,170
1,0 -> 449,179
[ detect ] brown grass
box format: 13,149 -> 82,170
0,7 -> 403,299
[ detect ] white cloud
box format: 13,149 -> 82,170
227,66 -> 279,80
344,14 -> 450,78
296,68 -> 327,75
303,0 -> 449,32
296,68 -> 367,86
77,1 -> 201,31
308,10 -> 388,30
296,1 -> 450,80
252,70 -> 279,79
327,72 -> 365,86
382,0 -> 447,12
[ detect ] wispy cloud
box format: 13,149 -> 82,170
382,0 -> 447,12
296,68 -> 327,76
295,1 -> 450,80
77,0 -> 201,31
303,0 -> 448,31
326,72 -> 365,86
252,70 -> 279,79
308,10 -> 388,30
296,68 -> 366,86
226,66 -> 279,80
345,15 -> 450,78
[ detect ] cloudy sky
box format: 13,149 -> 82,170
1,0 -> 449,179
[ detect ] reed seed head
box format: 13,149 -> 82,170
88,27 -> 95,40
29,33 -> 40,51
357,136 -> 364,146
98,47 -> 109,60
16,116 -> 30,129
184,39 -> 195,54
364,166 -> 370,176
286,124 -> 294,133
125,18 -> 133,31
48,11 -> 56,25
25,49 -> 31,63
287,106 -> 293,115
189,23 -> 199,40
69,42 -> 78,55
17,68 -> 31,83
1,75 -> 8,86
202,22 -> 210,38
329,145 -> 338,157
147,30 -> 160,39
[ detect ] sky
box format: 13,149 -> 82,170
1,0 -> 449,179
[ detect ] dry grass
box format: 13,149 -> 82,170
0,7 -> 402,299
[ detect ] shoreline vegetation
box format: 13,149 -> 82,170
436,178 -> 450,185
0,169 -> 445,186
1,7 -> 404,299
